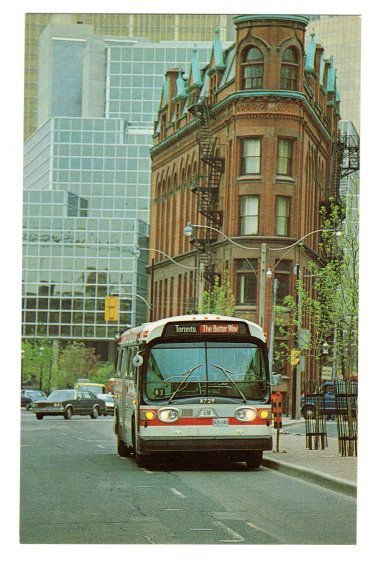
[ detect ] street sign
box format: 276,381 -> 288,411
290,348 -> 301,366
321,365 -> 333,381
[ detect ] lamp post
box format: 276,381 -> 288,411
39,346 -> 44,390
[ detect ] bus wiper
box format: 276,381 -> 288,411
168,363 -> 203,403
211,364 -> 247,403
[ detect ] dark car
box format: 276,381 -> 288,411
30,389 -> 106,420
21,389 -> 47,410
301,382 -> 357,419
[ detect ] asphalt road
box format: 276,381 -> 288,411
20,410 -> 356,545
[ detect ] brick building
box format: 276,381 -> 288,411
149,14 -> 342,410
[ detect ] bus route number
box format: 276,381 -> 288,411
200,398 -> 215,404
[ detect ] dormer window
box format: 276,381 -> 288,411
281,47 -> 299,90
242,46 -> 264,89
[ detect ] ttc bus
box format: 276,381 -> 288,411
111,314 -> 273,469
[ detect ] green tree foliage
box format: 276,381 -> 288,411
199,270 -> 236,315
298,196 -> 359,377
56,342 -> 100,388
21,341 -> 102,392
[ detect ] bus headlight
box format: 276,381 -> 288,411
258,409 -> 270,420
157,408 -> 180,423
235,407 -> 257,422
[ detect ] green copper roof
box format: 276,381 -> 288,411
212,27 -> 226,70
327,56 -> 336,92
174,68 -> 187,100
190,47 -> 203,88
319,53 -> 326,88
233,14 -> 310,26
304,32 -> 316,73
160,76 -> 169,107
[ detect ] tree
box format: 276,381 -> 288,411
55,342 -> 100,388
199,270 -> 236,315
298,195 -> 359,379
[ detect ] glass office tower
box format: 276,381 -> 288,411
23,25 -> 217,349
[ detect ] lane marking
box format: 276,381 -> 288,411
212,521 -> 244,543
144,536 -> 156,544
97,444 -> 106,449
190,528 -> 214,532
170,488 -> 186,498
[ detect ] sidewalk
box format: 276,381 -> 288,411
262,418 -> 357,497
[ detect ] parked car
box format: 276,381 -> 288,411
30,389 -> 106,420
96,393 -> 116,416
21,389 -> 47,410
300,382 -> 357,419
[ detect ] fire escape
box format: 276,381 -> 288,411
189,97 -> 225,288
328,129 -> 360,202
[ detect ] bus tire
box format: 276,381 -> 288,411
117,420 -> 130,458
246,451 -> 262,470
36,414 -> 44,420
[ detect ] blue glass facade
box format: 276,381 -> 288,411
23,29 -> 217,342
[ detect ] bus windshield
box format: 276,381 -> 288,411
145,342 -> 268,402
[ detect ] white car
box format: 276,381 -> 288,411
97,393 -> 116,415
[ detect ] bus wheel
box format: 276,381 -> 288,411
36,414 -> 44,420
117,422 -> 130,458
246,451 -> 262,470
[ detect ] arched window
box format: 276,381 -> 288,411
280,47 -> 299,90
241,46 -> 264,89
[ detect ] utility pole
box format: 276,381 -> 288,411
258,243 -> 267,328
292,263 -> 301,419
269,277 -> 279,376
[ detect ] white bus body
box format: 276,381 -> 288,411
112,314 -> 273,469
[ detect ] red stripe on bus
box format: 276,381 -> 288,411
140,417 -> 270,427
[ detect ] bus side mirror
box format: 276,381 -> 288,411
271,374 -> 282,386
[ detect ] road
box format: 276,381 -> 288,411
20,410 -> 356,545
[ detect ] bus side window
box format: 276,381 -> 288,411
122,348 -> 130,381
116,349 -> 124,378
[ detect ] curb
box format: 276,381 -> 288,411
261,456 -> 357,498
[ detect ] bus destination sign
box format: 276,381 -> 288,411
163,322 -> 249,337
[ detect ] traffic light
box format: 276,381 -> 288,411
105,296 -> 119,321
290,348 -> 301,366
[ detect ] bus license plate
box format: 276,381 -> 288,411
212,418 -> 229,427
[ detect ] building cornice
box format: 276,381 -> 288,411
151,90 -> 332,155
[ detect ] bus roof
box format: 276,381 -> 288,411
119,314 -> 266,345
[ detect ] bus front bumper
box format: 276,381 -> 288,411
138,436 -> 272,454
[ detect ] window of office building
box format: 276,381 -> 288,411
236,259 -> 258,306
241,46 -> 263,89
275,196 -> 291,236
280,47 -> 299,90
240,196 -> 259,235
